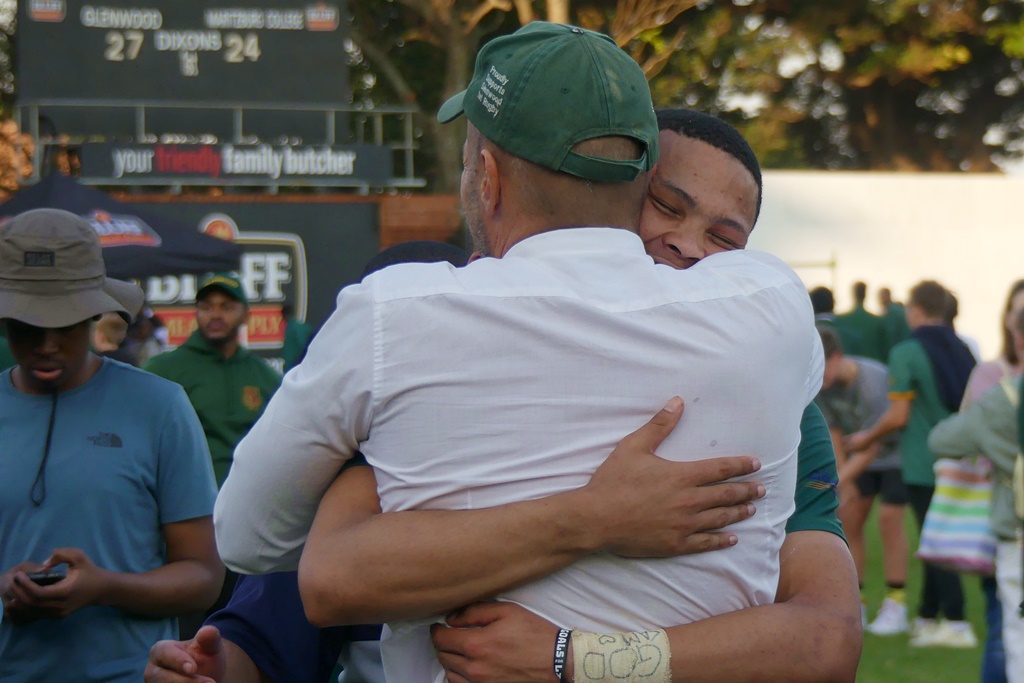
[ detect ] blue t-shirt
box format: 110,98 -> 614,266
0,359 -> 217,682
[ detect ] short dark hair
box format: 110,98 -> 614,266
1001,280 -> 1024,365
361,241 -> 469,280
809,286 -> 835,315
656,109 -> 762,220
853,282 -> 867,304
943,292 -> 959,326
817,324 -> 843,358
909,280 -> 949,319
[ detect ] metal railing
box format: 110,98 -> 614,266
15,99 -> 425,190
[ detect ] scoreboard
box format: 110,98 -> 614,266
18,0 -> 350,105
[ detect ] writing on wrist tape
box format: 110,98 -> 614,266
571,628 -> 671,683
554,628 -> 572,682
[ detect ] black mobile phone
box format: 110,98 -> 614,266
25,570 -> 66,586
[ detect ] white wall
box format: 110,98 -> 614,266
748,171 -> 1024,360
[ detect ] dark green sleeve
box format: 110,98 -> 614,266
786,403 -> 845,541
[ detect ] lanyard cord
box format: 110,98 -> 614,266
30,391 -> 58,507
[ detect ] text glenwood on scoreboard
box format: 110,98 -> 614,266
19,1 -> 348,105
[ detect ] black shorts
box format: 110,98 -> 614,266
854,468 -> 909,506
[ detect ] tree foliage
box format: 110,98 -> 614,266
650,0 -> 1024,172
349,0 -> 697,190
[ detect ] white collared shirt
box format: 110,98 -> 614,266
215,227 -> 823,683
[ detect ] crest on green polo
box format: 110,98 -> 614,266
437,22 -> 658,182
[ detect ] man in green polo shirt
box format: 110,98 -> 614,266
145,272 -> 281,488
880,286 -> 911,352
846,279 -> 977,648
838,281 -> 889,363
811,285 -> 864,357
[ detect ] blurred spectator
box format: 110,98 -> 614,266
281,303 -> 312,373
126,312 -> 166,367
0,208 -> 222,682
879,286 -> 912,351
151,313 -> 170,347
845,280 -> 977,648
947,279 -> 1024,683
838,281 -> 890,363
816,325 -> 909,635
811,285 -> 864,357
92,312 -> 136,366
945,291 -> 982,361
929,303 -> 1024,683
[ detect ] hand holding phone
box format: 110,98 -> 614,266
25,569 -> 66,586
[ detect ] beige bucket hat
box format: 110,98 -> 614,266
0,208 -> 144,327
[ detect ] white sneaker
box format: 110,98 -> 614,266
910,620 -> 978,648
909,617 -> 939,645
867,599 -> 909,635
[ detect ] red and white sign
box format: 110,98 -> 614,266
28,0 -> 65,22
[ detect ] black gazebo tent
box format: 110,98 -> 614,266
0,174 -> 241,279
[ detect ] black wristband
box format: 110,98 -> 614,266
554,628 -> 572,682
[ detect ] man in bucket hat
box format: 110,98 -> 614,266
215,22 -> 822,683
0,208 -> 224,682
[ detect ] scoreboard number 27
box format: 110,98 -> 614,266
103,31 -> 261,65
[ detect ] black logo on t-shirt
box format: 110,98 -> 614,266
86,432 -> 123,448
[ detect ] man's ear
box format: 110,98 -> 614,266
480,148 -> 501,217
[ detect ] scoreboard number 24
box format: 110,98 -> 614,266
103,30 -> 261,72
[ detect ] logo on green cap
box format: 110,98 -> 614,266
438,21 -> 658,183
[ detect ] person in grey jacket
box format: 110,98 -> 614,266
929,306 -> 1024,683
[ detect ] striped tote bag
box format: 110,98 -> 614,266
916,457 -> 997,576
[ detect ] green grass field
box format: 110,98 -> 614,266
855,507 -> 986,682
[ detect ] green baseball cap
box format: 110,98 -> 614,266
197,272 -> 247,304
438,21 -> 658,182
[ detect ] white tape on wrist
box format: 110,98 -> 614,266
570,628 -> 672,683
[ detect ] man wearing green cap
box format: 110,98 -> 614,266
216,22 -> 824,683
0,208 -> 223,682
145,272 -> 281,488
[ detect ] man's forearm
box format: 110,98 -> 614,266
300,471 -> 605,625
865,400 -> 911,443
837,443 -> 880,483
102,559 -> 224,617
432,531 -> 861,683
569,531 -> 861,683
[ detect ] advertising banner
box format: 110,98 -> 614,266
81,143 -> 393,186
129,199 -> 378,370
